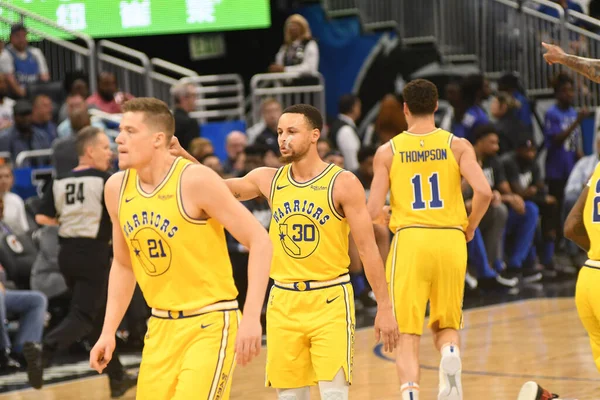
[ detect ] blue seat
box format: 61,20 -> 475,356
200,120 -> 246,162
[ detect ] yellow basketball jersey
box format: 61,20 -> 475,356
118,157 -> 238,311
268,163 -> 350,283
583,162 -> 600,260
388,129 -> 468,232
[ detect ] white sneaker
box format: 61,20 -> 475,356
438,351 -> 462,399
465,271 -> 478,290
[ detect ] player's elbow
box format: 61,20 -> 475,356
475,184 -> 493,204
563,217 -> 576,241
246,227 -> 272,253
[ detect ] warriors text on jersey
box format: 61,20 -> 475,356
268,163 -> 350,283
388,129 -> 468,232
118,157 -> 238,311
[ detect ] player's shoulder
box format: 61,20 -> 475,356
332,169 -> 363,193
248,166 -> 279,182
105,170 -> 127,194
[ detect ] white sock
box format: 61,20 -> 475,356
441,343 -> 460,358
401,382 -> 419,400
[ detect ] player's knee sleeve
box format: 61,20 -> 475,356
318,369 -> 349,400
277,387 -> 310,400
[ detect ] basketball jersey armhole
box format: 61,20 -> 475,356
117,170 -> 130,222
328,169 -> 346,220
176,163 -> 207,225
269,166 -> 286,205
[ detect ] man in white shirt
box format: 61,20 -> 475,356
328,94 -> 362,171
0,74 -> 15,131
0,24 -> 50,98
0,164 -> 29,235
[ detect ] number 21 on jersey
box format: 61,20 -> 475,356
411,173 -> 444,210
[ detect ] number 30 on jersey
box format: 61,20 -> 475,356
411,173 -> 444,210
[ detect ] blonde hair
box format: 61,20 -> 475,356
284,14 -> 312,44
495,91 -> 521,110
188,137 -> 213,158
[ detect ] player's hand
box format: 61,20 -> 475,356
89,334 -> 116,374
168,136 -> 184,157
510,194 -> 526,215
235,316 -> 262,366
465,226 -> 476,242
374,304 -> 399,353
542,42 -> 566,65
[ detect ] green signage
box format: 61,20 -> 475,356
1,0 -> 271,38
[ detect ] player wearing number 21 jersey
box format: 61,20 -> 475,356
367,79 -> 492,400
90,98 -> 272,400
172,104 -> 399,400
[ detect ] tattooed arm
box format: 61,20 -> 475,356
564,186 -> 590,252
542,42 -> 600,83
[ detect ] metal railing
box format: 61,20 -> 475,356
0,1 -> 96,93
322,0 -> 359,18
179,74 -> 245,125
151,58 -> 198,105
250,72 -> 326,125
97,40 -> 153,98
15,149 -> 53,168
356,0 -> 398,31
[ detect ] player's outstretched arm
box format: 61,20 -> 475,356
226,167 -> 276,201
543,42 -> 600,83
564,186 -> 591,252
367,143 -> 392,224
336,172 -> 399,352
453,138 -> 493,241
183,164 -> 272,366
90,172 -> 137,374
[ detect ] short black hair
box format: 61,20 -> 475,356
357,146 -> 376,164
403,79 -> 438,116
75,126 -> 103,156
244,144 -> 268,158
338,94 -> 360,115
498,73 -> 520,92
553,72 -> 573,94
473,123 -> 498,143
281,104 -> 324,131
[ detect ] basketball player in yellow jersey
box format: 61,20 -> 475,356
89,98 -> 273,400
367,79 -> 492,400
171,104 -> 399,400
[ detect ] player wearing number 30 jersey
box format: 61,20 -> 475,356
90,98 -> 272,400
367,79 -> 492,400
172,104 -> 399,400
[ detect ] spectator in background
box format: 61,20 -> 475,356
57,95 -> 105,139
58,71 -> 90,123
52,108 -> 96,178
468,125 -> 518,289
329,94 -> 362,171
473,125 -> 540,282
367,93 -> 407,147
170,82 -> 200,152
503,138 -> 557,279
86,72 -> 134,114
0,74 -> 15,131
317,138 -> 330,159
459,74 -> 491,142
222,131 -> 247,176
544,73 -> 587,244
324,150 -> 344,168
353,146 -> 376,197
491,91 -> 529,155
253,98 -> 282,155
497,73 -> 533,130
0,100 -> 51,167
0,264 -> 47,372
440,78 -> 465,134
187,137 -> 214,161
0,164 -> 29,235
199,153 -> 224,177
538,0 -> 584,26
0,24 -> 49,98
31,95 -> 56,143
269,14 -> 319,75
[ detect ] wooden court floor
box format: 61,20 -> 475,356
1,298 -> 598,399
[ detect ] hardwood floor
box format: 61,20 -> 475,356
1,298 -> 597,399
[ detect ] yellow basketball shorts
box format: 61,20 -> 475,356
387,227 -> 467,335
265,281 -> 355,388
575,265 -> 600,372
136,309 -> 240,400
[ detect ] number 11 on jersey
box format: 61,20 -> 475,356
411,173 -> 444,210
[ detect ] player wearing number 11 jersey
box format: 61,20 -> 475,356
367,79 -> 492,400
